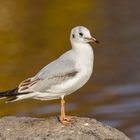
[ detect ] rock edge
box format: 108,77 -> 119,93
0,116 -> 131,140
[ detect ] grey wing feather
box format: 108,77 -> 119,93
36,59 -> 76,79
19,51 -> 79,93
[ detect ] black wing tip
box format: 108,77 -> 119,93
0,88 -> 18,97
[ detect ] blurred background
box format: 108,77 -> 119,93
0,0 -> 140,139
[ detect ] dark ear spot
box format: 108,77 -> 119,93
72,34 -> 75,38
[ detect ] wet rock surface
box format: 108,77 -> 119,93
0,116 -> 131,140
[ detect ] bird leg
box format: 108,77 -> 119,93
59,98 -> 71,124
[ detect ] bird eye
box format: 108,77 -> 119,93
79,32 -> 83,37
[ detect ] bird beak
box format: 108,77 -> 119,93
85,36 -> 99,43
90,37 -> 99,43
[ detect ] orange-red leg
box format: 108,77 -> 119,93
59,97 -> 71,124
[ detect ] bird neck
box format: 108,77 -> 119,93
71,41 -> 94,75
71,41 -> 94,58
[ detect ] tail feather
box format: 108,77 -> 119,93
0,88 -> 31,102
0,88 -> 19,97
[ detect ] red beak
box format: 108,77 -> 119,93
85,37 -> 99,43
91,37 -> 99,43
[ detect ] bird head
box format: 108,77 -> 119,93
70,26 -> 99,44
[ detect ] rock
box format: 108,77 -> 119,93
0,116 -> 131,140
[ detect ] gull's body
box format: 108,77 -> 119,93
0,26 -> 98,124
19,42 -> 93,101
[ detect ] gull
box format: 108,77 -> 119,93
0,26 -> 99,124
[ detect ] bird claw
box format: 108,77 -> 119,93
59,116 -> 71,124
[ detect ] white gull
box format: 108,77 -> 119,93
0,26 -> 99,124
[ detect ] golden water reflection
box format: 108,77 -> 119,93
0,0 -> 140,139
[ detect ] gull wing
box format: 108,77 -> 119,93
18,55 -> 79,93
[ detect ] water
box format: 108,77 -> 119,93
0,0 -> 140,139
